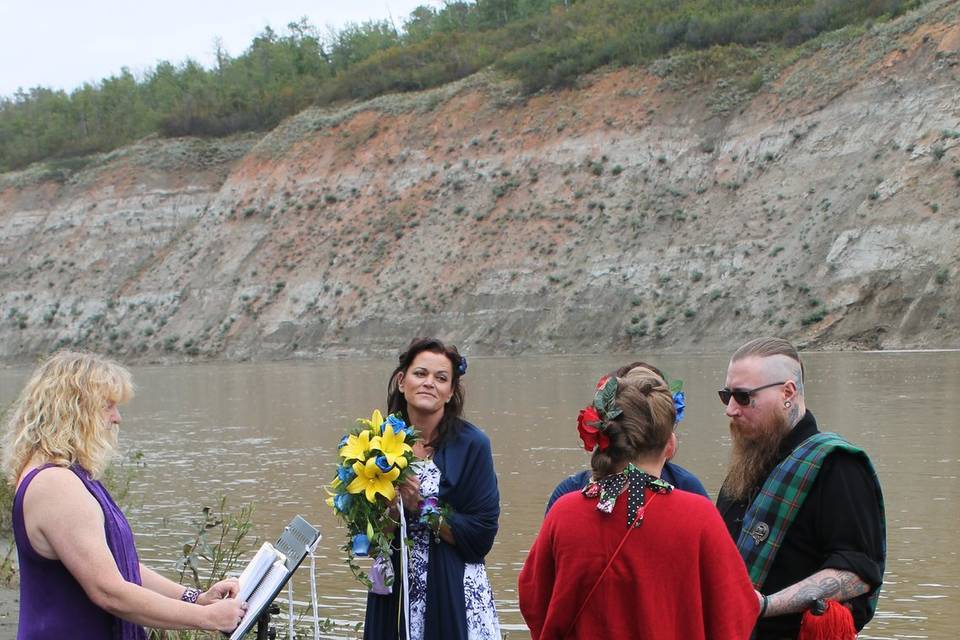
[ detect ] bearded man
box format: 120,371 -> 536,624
716,338 -> 885,639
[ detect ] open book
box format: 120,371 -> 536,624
228,515 -> 320,640
236,542 -> 288,612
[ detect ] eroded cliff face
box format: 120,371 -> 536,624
2,2 -> 959,363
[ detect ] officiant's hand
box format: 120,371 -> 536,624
205,597 -> 248,632
397,476 -> 422,512
199,577 -> 240,604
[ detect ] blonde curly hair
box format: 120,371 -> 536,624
2,351 -> 134,483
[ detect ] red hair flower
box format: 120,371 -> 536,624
577,406 -> 609,452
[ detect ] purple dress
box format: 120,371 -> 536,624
13,464 -> 147,640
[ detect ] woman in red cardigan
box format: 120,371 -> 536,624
518,367 -> 758,640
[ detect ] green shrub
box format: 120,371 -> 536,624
801,308 -> 827,325
626,322 -> 648,337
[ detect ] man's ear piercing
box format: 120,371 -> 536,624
784,401 -> 792,408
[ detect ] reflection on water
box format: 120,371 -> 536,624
1,351 -> 958,638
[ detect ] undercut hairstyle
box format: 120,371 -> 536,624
387,337 -> 465,449
731,337 -> 805,390
2,351 -> 134,483
590,370 -> 676,479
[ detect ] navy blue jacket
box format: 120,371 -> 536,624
365,419 -> 499,640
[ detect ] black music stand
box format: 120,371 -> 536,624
229,515 -> 320,640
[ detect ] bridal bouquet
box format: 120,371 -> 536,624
327,410 -> 418,587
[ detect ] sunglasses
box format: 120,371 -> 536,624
718,381 -> 786,406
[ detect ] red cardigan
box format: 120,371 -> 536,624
519,488 -> 758,640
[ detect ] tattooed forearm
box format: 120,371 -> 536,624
762,569 -> 870,617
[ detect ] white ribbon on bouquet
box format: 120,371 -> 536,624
399,504 -> 412,640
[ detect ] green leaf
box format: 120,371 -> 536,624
670,378 -> 683,394
594,376 -> 622,420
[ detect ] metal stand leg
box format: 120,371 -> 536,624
255,604 -> 281,640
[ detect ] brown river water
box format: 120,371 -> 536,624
1,350 -> 957,638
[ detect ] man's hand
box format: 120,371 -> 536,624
755,589 -> 766,617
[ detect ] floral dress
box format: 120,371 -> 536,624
407,459 -> 501,640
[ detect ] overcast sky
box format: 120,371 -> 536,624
0,0 -> 442,98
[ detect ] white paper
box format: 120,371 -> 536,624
236,542 -> 286,603
230,561 -> 288,640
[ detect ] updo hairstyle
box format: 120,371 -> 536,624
589,369 -> 676,478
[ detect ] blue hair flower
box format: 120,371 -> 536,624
352,534 -> 370,557
457,355 -> 468,376
673,391 -> 686,423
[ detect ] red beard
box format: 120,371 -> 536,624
722,411 -> 791,502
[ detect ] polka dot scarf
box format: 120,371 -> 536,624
582,463 -> 673,527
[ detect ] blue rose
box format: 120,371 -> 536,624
457,355 -> 468,376
385,414 -> 407,434
334,493 -> 351,512
375,455 -> 393,473
352,534 -> 370,557
673,391 -> 686,423
337,465 -> 355,484
338,434 -> 349,449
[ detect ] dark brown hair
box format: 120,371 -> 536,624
610,360 -> 667,381
590,370 -> 676,478
387,337 -> 465,448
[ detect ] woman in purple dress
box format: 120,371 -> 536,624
2,351 -> 248,639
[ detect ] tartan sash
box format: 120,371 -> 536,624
736,432 -> 884,615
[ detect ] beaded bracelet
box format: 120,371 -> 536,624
181,586 -> 202,603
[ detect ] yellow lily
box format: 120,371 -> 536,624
357,409 -> 385,432
346,458 -> 401,503
339,429 -> 372,462
370,423 -> 412,469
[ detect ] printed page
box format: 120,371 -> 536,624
229,561 -> 289,640
237,543 -> 286,603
